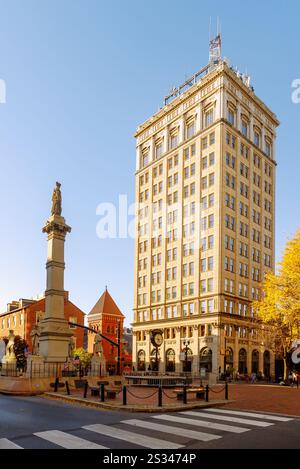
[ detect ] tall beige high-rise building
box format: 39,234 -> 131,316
132,40 -> 279,381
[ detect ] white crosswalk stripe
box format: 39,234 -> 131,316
180,411 -> 274,427
1,409 -> 292,449
83,423 -> 184,449
34,430 -> 107,449
0,438 -> 23,449
122,419 -> 222,442
203,408 -> 293,422
152,414 -> 250,433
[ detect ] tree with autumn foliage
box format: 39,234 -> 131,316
73,348 -> 92,368
254,229 -> 300,380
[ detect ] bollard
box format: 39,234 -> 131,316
54,377 -> 59,393
183,384 -> 187,405
123,385 -> 127,406
84,380 -> 88,399
225,382 -> 229,400
100,383 -> 105,402
65,381 -> 70,396
205,385 -> 209,402
158,385 -> 163,407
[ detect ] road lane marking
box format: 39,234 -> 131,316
180,411 -> 274,427
153,414 -> 250,433
0,438 -> 23,449
203,408 -> 293,422
83,423 -> 183,449
122,419 -> 221,442
34,430 -> 107,449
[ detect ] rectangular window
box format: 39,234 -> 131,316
228,109 -> 235,125
205,109 -> 214,127
208,299 -> 214,313
187,122 -> 195,139
170,134 -> 178,149
209,132 -> 215,145
69,317 -> 77,329
156,143 -> 163,159
254,131 -> 260,147
241,121 -> 248,137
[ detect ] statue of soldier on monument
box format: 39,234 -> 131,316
51,181 -> 62,216
94,333 -> 104,358
30,324 -> 40,356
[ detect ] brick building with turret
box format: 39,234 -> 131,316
88,288 -> 132,373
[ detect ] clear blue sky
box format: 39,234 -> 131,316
0,0 -> 299,325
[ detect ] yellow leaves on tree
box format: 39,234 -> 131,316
254,229 -> 300,374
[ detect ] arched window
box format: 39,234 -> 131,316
137,350 -> 146,371
252,350 -> 259,374
225,347 -> 234,366
181,348 -> 193,373
200,348 -> 212,373
263,351 -> 270,378
165,349 -> 175,372
238,349 -> 247,374
150,348 -> 160,372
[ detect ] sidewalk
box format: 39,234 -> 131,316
226,383 -> 300,416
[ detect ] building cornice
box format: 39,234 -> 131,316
134,62 -> 279,141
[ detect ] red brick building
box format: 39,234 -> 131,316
0,292 -> 85,352
88,288 -> 132,373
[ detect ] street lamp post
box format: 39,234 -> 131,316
117,319 -> 121,376
224,335 -> 227,376
155,346 -> 159,372
183,340 -> 190,374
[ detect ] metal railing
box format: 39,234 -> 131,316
1,362 -> 62,378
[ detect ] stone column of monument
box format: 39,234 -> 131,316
38,182 -> 72,363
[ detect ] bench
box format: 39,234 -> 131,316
106,389 -> 117,399
89,387 -> 117,399
50,382 -> 65,390
174,387 -> 205,400
74,380 -> 88,389
105,381 -> 123,399
90,381 -> 109,397
97,381 -> 109,386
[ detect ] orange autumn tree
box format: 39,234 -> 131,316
254,229 -> 300,380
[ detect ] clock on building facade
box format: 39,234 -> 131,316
151,330 -> 163,347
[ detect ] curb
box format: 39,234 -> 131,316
42,392 -> 234,413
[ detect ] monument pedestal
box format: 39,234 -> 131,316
39,318 -> 72,364
90,354 -> 107,377
26,355 -> 45,377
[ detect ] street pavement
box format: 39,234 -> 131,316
0,394 -> 300,449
